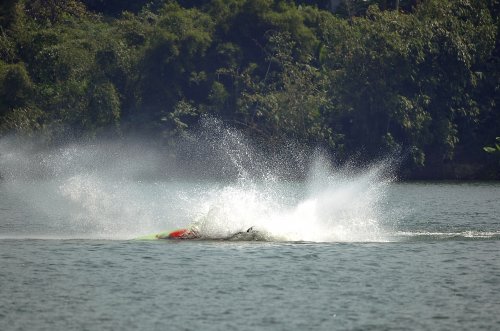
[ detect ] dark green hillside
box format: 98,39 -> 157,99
0,0 -> 498,178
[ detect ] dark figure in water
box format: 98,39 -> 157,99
227,227 -> 261,241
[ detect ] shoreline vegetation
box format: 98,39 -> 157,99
0,0 -> 499,179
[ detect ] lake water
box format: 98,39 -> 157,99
1,132 -> 499,330
1,179 -> 499,331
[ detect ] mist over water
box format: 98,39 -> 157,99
0,119 -> 396,241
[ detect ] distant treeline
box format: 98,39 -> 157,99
0,0 -> 499,179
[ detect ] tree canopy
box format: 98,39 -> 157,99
0,0 -> 499,178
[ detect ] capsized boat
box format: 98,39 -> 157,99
136,227 -> 263,241
158,228 -> 200,239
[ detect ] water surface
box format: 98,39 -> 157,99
1,182 -> 500,330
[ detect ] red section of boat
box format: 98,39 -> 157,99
166,228 -> 199,239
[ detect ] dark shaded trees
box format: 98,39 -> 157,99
0,0 -> 498,178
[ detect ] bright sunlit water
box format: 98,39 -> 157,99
1,120 -> 499,330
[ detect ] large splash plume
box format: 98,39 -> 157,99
0,118 -> 396,241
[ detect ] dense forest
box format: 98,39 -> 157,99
0,0 -> 499,179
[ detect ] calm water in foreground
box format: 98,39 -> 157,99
1,182 -> 500,330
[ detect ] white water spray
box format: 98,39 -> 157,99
0,120 -> 396,241
188,159 -> 392,242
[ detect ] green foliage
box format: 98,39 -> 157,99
319,0 -> 496,168
135,3 -> 214,129
23,0 -> 87,25
0,62 -> 33,113
161,99 -> 199,138
0,0 -> 20,28
234,32 -> 334,145
0,0 -> 499,178
0,106 -> 44,136
88,82 -> 120,126
484,137 -> 500,154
